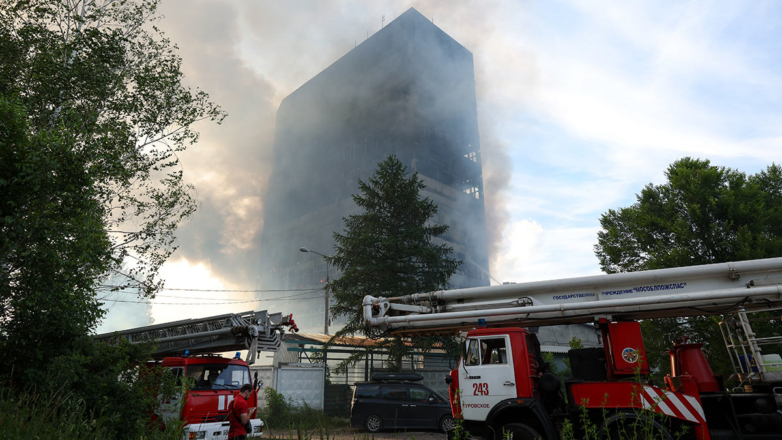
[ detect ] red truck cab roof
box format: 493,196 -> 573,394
466,327 -> 531,337
161,355 -> 249,367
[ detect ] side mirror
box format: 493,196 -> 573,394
428,396 -> 436,404
253,371 -> 260,390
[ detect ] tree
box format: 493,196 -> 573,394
327,155 -> 461,370
594,157 -> 782,378
0,1 -> 222,434
0,95 -> 110,381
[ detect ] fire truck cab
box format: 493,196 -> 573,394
365,258 -> 782,440
96,310 -> 298,440
157,354 -> 263,439
446,320 -> 782,440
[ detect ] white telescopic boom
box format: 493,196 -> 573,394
364,258 -> 782,335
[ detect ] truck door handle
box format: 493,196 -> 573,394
504,381 -> 515,386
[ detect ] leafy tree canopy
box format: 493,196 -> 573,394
594,157 -> 782,378
0,1 -> 223,435
595,157 -> 782,273
1,0 -> 224,296
327,155 -> 461,370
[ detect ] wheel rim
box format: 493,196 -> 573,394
442,417 -> 456,431
367,416 -> 381,432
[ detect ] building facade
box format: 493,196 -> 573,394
259,8 -> 490,333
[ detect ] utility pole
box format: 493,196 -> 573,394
324,262 -> 329,335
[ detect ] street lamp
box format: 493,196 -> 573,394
299,247 -> 331,335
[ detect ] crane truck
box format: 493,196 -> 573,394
95,309 -> 299,440
362,258 -> 782,440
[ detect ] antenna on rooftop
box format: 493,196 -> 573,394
381,14 -> 385,29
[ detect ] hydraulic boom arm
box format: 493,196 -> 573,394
364,258 -> 782,335
94,310 -> 298,364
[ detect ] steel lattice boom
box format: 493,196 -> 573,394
94,310 -> 298,364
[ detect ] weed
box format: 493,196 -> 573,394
0,386 -> 183,440
258,387 -> 349,439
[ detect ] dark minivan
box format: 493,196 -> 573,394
350,373 -> 454,433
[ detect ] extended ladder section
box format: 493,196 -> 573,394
719,306 -> 782,384
94,310 -> 298,364
364,258 -> 782,335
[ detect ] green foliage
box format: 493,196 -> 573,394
559,384 -> 688,440
0,95 -> 109,382
541,337 -> 583,396
594,157 -> 782,378
0,0 -> 224,298
0,366 -> 185,440
0,1 -> 223,437
42,337 -> 184,437
327,155 -> 461,369
595,157 -> 782,273
262,387 -> 296,429
259,388 -> 348,434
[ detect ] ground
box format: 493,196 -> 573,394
264,428 -> 446,440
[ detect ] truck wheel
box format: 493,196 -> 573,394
500,423 -> 541,440
440,415 -> 456,433
365,414 -> 383,433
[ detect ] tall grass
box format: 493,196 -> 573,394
259,388 -> 349,439
0,387 -> 183,440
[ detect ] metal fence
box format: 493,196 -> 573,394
264,338 -> 458,416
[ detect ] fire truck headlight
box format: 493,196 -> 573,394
188,431 -> 206,440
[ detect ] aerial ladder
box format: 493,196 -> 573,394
95,310 -> 299,440
362,257 -> 782,440
95,309 -> 299,364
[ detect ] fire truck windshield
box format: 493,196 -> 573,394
186,364 -> 251,391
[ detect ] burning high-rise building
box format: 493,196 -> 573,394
259,8 -> 490,333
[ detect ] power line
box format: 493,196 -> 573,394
100,290 -> 321,301
98,284 -> 318,293
99,289 -> 323,305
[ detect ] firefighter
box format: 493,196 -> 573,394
228,384 -> 255,440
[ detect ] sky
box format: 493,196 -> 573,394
98,0 -> 782,333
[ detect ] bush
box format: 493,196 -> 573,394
0,386 -> 183,440
261,387 -> 296,429
26,336 -> 185,439
258,388 -> 348,434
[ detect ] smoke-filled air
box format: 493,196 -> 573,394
99,1 -> 782,333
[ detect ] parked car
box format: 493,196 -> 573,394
350,373 -> 455,433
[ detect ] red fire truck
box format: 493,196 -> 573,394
96,310 -> 298,439
363,258 -> 782,439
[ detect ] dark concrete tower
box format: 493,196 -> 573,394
259,8 -> 489,332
